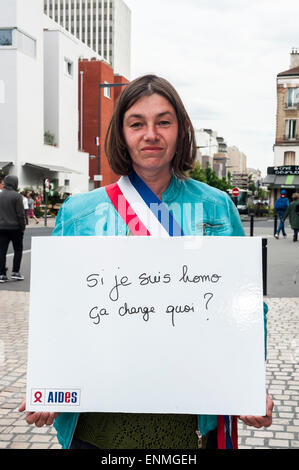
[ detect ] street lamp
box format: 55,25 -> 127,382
96,81 -> 128,188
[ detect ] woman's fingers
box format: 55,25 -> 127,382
239,394 -> 274,428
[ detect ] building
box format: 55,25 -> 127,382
195,128 -> 229,178
227,146 -> 247,174
213,136 -> 228,179
0,0 -> 131,195
263,49 -> 299,205
43,0 -> 131,80
79,58 -> 128,189
227,146 -> 249,188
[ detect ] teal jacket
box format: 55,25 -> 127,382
51,175 -> 267,449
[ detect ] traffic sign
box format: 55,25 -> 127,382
232,187 -> 240,197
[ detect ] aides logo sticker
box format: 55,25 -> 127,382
31,389 -> 80,406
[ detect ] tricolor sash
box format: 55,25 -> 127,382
105,170 -> 238,449
106,171 -> 184,237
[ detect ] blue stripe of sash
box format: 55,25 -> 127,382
224,415 -> 233,449
128,171 -> 184,237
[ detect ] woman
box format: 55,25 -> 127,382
283,192 -> 299,242
27,192 -> 39,224
19,75 -> 273,449
21,191 -> 29,225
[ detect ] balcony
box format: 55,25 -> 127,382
284,102 -> 299,110
276,135 -> 299,145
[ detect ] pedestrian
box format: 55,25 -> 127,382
0,175 -> 26,282
21,191 -> 29,225
274,189 -> 289,239
283,192 -> 299,242
0,176 -> 4,192
27,192 -> 39,224
19,74 -> 273,449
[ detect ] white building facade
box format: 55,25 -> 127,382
43,0 -> 131,79
0,0 -> 131,194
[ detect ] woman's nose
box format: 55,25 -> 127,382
144,124 -> 159,141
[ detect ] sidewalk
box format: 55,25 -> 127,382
0,290 -> 298,449
26,216 -> 57,229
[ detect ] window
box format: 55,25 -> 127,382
285,119 -> 297,140
64,58 -> 73,77
0,29 -> 12,45
0,28 -> 36,57
103,81 -> 111,99
287,87 -> 299,108
284,151 -> 296,165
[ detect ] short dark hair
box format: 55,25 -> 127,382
105,75 -> 197,179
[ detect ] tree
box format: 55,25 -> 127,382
189,162 -> 232,192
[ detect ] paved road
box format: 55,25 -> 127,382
0,216 -> 298,449
2,217 -> 299,297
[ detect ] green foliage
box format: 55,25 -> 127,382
48,190 -> 61,208
189,162 -> 232,192
44,131 -> 56,146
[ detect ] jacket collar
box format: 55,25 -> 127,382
162,174 -> 183,203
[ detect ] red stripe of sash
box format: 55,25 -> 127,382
106,183 -> 151,236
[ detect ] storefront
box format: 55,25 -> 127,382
263,166 -> 299,206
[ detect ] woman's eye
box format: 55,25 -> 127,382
130,122 -> 143,129
159,121 -> 170,126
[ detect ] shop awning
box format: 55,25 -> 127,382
263,174 -> 299,188
262,175 -> 275,185
23,162 -> 82,175
0,161 -> 13,171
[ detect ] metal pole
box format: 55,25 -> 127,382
274,214 -> 278,236
97,83 -> 101,189
44,190 -> 48,227
262,238 -> 267,296
80,71 -> 84,151
250,214 -> 254,237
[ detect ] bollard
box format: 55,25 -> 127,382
274,214 -> 277,236
250,215 -> 254,237
262,238 -> 267,296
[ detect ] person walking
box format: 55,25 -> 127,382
21,191 -> 29,225
27,192 -> 39,224
283,192 -> 299,242
0,175 -> 26,282
274,189 -> 289,239
0,176 -> 4,192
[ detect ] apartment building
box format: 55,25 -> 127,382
264,49 -> 299,205
195,128 -> 229,178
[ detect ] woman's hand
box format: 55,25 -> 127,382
239,394 -> 274,428
18,397 -> 59,427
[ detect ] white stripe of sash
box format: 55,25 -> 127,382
118,176 -> 170,238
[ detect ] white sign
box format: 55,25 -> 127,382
26,236 -> 266,415
94,175 -> 103,181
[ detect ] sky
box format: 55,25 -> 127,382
124,0 -> 299,177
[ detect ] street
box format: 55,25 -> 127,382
2,217 -> 299,297
0,216 -> 298,449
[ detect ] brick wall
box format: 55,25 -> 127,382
78,59 -> 129,189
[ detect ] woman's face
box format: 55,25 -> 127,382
123,93 -> 178,175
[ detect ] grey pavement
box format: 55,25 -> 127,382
0,217 -> 298,449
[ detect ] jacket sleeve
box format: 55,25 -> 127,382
283,204 -> 290,221
16,194 -> 26,231
52,197 -> 72,237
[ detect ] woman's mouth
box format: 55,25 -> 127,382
141,146 -> 163,152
